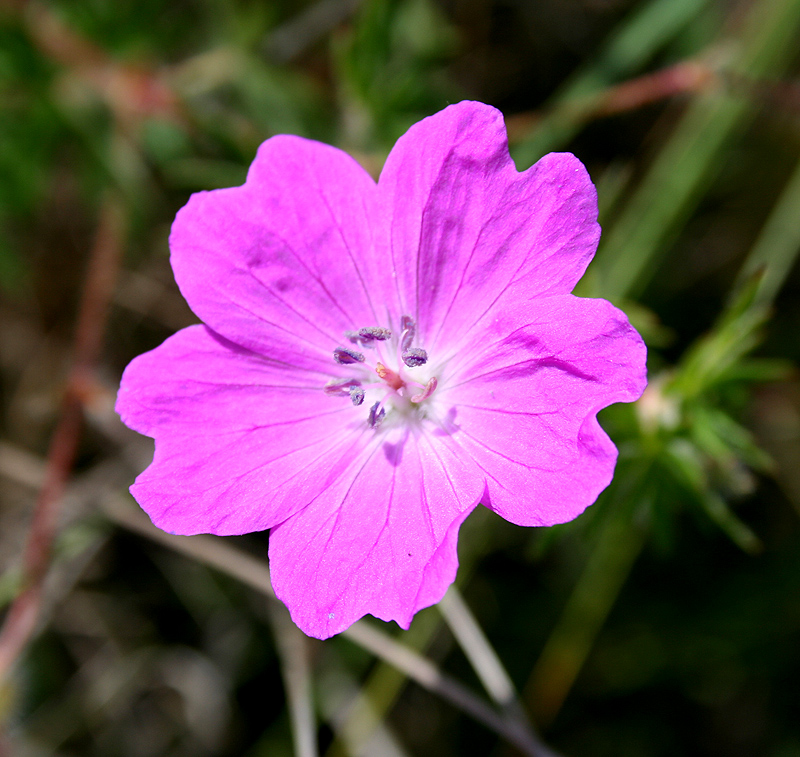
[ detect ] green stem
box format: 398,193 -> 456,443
525,512 -> 645,727
735,152 -> 800,306
596,0 -> 800,301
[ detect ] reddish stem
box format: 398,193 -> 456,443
0,197 -> 125,683
588,60 -> 715,118
505,60 -> 717,144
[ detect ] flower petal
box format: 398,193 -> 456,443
116,325 -> 372,535
377,100 -> 600,353
442,295 -> 647,526
170,135 -> 384,364
268,430 -> 483,639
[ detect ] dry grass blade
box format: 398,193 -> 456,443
101,495 -> 562,757
267,601 -> 319,757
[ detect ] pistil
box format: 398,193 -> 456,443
375,362 -> 404,391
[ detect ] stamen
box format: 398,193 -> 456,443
410,376 -> 438,403
324,377 -> 362,396
402,347 -> 428,367
368,401 -> 386,428
400,315 -> 415,351
329,315 -> 436,426
358,327 -> 392,342
333,346 -> 366,364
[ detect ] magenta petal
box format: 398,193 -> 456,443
378,101 -> 600,351
268,431 -> 483,639
170,135 -> 383,362
442,295 -> 647,526
116,325 -> 370,535
117,101 -> 650,638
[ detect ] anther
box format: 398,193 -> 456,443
349,386 -> 365,406
344,330 -> 362,344
368,401 -> 386,428
333,346 -> 365,364
402,347 -> 428,367
400,315 -> 415,351
324,377 -> 362,396
358,327 -> 392,342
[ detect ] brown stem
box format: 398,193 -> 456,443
587,61 -> 716,120
505,60 -> 717,145
0,197 -> 125,684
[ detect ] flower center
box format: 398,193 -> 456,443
324,315 -> 438,428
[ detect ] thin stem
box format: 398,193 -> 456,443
319,653 -> 412,757
101,495 -> 561,757
322,606 -> 444,757
343,623 -> 557,757
267,602 -> 319,757
438,586 -> 547,752
523,506 -> 646,727
596,0 -> 800,301
506,59 -> 715,146
0,196 -> 125,684
509,0 -> 713,166
102,494 -> 276,596
735,152 -> 800,306
438,586 -> 517,706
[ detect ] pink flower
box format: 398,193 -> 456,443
116,101 -> 647,639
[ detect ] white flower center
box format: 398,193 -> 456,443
324,315 -> 439,429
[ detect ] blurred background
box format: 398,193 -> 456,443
1,0 -> 800,755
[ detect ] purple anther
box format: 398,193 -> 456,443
358,327 -> 392,342
344,330 -> 362,344
324,378 -> 362,396
349,386 -> 365,406
368,401 -> 386,428
333,346 -> 365,365
400,315 -> 416,351
402,347 -> 428,367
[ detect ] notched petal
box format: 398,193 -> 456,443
268,434 -> 483,639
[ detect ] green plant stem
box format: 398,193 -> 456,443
322,607 -> 441,757
735,153 -> 800,306
523,497 -> 647,728
596,0 -> 800,301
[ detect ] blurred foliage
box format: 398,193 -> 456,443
1,0 -> 800,755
